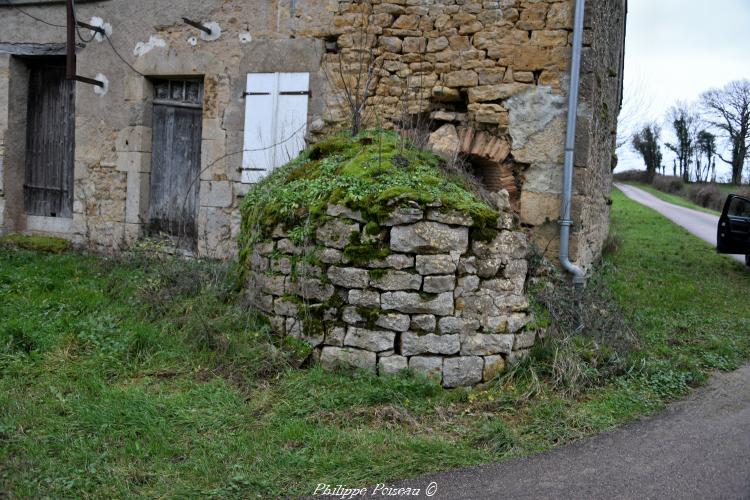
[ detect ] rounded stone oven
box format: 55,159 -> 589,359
244,198 -> 538,388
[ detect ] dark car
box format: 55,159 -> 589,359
717,194 -> 750,266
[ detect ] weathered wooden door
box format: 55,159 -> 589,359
24,60 -> 75,218
149,79 -> 203,248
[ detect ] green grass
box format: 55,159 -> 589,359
1,189 -> 749,497
624,183 -> 721,215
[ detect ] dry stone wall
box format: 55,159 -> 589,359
245,199 -> 538,387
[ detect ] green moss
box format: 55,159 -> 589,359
369,268 -> 388,280
238,129 -> 500,276
0,234 -> 71,254
343,232 -> 390,265
472,227 -> 499,243
356,306 -> 381,328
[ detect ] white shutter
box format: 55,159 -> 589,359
242,72 -> 309,183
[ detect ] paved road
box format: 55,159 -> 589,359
388,364 -> 750,499
615,183 -> 744,264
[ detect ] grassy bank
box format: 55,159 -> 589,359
623,182 -> 720,215
1,189 -> 749,497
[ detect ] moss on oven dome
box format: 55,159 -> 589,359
238,130 -> 499,266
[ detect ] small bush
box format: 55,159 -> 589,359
0,234 -> 71,254
687,184 -> 725,212
651,175 -> 684,194
613,169 -> 649,183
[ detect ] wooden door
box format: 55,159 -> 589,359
148,79 -> 203,248
24,61 -> 75,218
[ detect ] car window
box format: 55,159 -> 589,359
728,197 -> 750,217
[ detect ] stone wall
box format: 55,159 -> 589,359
0,0 -> 626,272
245,199 -> 538,387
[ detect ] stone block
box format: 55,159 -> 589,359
326,204 -> 365,222
443,357 -> 483,388
483,355 -> 506,382
409,356 -> 443,382
370,270 -> 422,291
410,314 -> 436,333
292,278 -> 335,302
379,355 -> 408,375
514,331 -> 537,350
415,254 -> 458,275
328,266 -> 370,288
438,317 -> 480,335
382,207 -> 423,226
381,291 -> 454,316
401,332 -> 460,356
443,70 -> 478,88
200,181 -> 233,208
326,326 -> 346,347
467,83 -> 529,103
426,209 -> 473,226
316,219 -> 360,249
348,289 -> 381,307
461,334 -> 514,355
319,248 -> 344,264
423,275 -> 456,293
321,347 -> 376,373
345,327 -> 396,352
274,297 -> 299,316
375,313 -> 411,332
367,254 -> 414,270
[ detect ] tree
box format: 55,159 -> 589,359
701,80 -> 750,185
631,123 -> 662,182
665,104 -> 699,183
695,130 -> 717,183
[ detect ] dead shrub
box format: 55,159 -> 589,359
652,175 -> 684,194
687,184 -> 725,212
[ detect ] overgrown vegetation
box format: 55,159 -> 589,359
0,233 -> 71,254
1,189 -> 749,497
239,130 -> 498,269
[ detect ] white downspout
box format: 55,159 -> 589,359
560,0 -> 587,288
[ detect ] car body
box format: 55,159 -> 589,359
717,194 -> 750,266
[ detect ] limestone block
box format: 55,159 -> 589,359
457,256 -> 478,275
319,247 -> 344,264
514,331 -> 537,350
291,278 -> 335,302
483,355 -> 506,382
382,207 -> 423,226
200,181 -> 233,208
348,289 -> 381,307
443,70 -> 478,88
370,270 -> 422,291
342,306 -> 364,325
423,275 -> 456,293
461,333 -> 514,355
520,191 -> 561,226
415,254 -> 458,275
443,356 -> 483,388
432,86 -> 462,102
316,219 -> 360,249
367,254 -> 414,270
428,124 -> 460,160
321,347 -> 376,373
476,257 -> 502,279
345,327 -> 396,352
467,84 -> 529,103
326,204 -> 365,222
508,313 -> 530,333
391,222 -> 468,255
401,332 -> 460,356
370,312 -> 408,332
410,314 -> 436,333
438,317 -> 480,335
274,297 -> 299,317
426,209 -> 473,226
409,356 -> 443,381
381,291 -> 454,316
328,266 -> 370,288
379,355 -> 408,375
326,326 -> 346,347
270,257 -> 292,275
259,275 -> 286,295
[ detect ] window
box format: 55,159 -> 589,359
241,72 -> 309,183
728,197 -> 750,218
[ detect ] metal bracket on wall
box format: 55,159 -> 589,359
242,90 -> 312,98
182,17 -> 212,35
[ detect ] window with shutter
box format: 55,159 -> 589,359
241,72 -> 310,183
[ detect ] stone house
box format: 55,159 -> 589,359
0,0 -> 626,268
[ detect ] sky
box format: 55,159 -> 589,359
616,0 -> 750,179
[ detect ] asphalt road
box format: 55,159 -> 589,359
387,364 -> 750,499
615,183 -> 745,264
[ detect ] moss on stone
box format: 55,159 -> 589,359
239,130 -> 500,275
472,226 -> 499,243
343,232 -> 390,265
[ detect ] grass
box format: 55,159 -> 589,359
1,189 -> 749,497
623,182 -> 721,215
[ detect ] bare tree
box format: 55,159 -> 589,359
695,130 -> 717,183
631,123 -> 662,183
665,103 -> 699,183
700,80 -> 750,185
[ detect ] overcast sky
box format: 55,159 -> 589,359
616,0 -> 750,178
